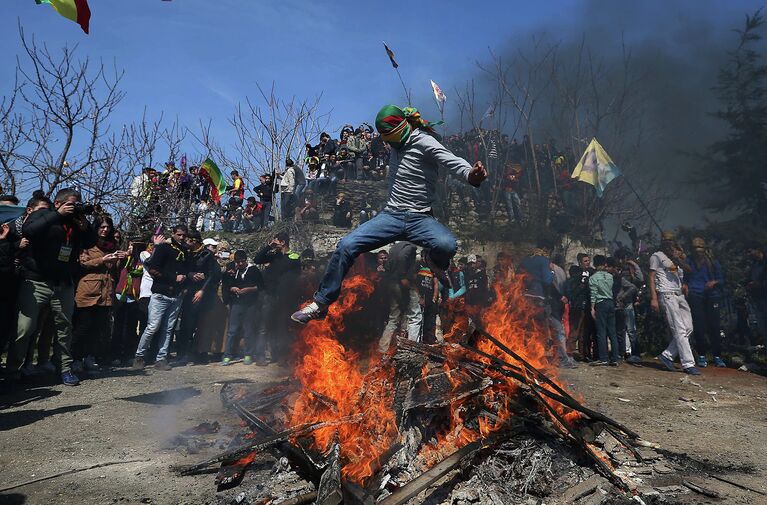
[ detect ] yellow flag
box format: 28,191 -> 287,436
571,138 -> 621,197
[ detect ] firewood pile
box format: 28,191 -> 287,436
170,326 -> 723,505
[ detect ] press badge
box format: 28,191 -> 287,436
58,245 -> 73,262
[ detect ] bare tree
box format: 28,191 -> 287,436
0,73 -> 26,195
229,83 -> 328,220
15,25 -> 125,197
472,32 -> 671,237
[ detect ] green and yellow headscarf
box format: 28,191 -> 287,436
375,105 -> 443,148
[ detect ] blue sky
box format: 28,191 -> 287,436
1,1 -> 763,166
1,0 -> 575,151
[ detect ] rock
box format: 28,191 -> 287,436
560,474 -> 609,503
636,448 -> 660,461
652,463 -> 674,475
575,489 -> 608,505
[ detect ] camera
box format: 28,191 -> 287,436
73,202 -> 95,215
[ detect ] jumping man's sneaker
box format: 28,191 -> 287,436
242,356 -> 253,366
696,355 -> 708,368
713,356 -> 727,368
683,366 -> 702,376
291,302 -> 328,324
221,357 -> 233,366
658,354 -> 677,372
61,371 -> 80,386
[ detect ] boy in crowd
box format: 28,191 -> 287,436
589,255 -> 619,366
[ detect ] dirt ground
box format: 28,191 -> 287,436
1,358 -> 766,505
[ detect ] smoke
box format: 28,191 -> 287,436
441,0 -> 763,227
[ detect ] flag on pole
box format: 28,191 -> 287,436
35,0 -> 91,34
198,158 -> 228,203
383,42 -> 399,69
430,80 -> 447,105
570,138 -> 621,197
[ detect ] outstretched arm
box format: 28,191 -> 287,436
423,135 -> 487,187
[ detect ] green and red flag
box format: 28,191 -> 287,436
199,158 -> 228,203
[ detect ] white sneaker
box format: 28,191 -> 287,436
36,361 -> 56,373
84,356 -> 100,371
290,302 -> 328,324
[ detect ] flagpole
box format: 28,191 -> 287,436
623,176 -> 663,235
395,68 -> 411,106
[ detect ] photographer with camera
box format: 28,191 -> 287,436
6,188 -> 96,387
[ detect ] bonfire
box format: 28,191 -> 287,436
173,274 -> 692,505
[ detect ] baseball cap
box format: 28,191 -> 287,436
202,238 -> 219,246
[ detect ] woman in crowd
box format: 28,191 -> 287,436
72,216 -> 126,371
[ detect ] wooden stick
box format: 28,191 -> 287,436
473,328 -> 640,439
682,480 -> 722,499
377,440 -> 484,505
523,372 -> 630,492
708,474 -> 767,496
0,459 -> 150,493
459,341 -> 640,439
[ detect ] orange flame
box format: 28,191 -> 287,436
284,270 -> 583,484
287,275 -> 399,483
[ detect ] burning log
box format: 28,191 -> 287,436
464,330 -> 641,439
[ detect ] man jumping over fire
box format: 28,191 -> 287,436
291,105 -> 487,324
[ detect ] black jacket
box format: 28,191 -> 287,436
145,241 -> 190,297
20,209 -> 97,284
185,248 -> 221,299
253,246 -> 300,296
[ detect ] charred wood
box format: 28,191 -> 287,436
315,441 -> 343,505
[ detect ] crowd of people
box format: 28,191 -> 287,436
124,125 -> 586,237
1,119 -> 767,388
127,124 -> 392,235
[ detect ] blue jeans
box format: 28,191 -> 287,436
260,202 -> 272,228
135,293 -> 183,362
504,190 -> 522,222
223,303 -> 263,359
314,210 -> 458,305
548,314 -> 570,363
595,299 -> 618,362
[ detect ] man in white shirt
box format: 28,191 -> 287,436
649,231 -> 699,375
